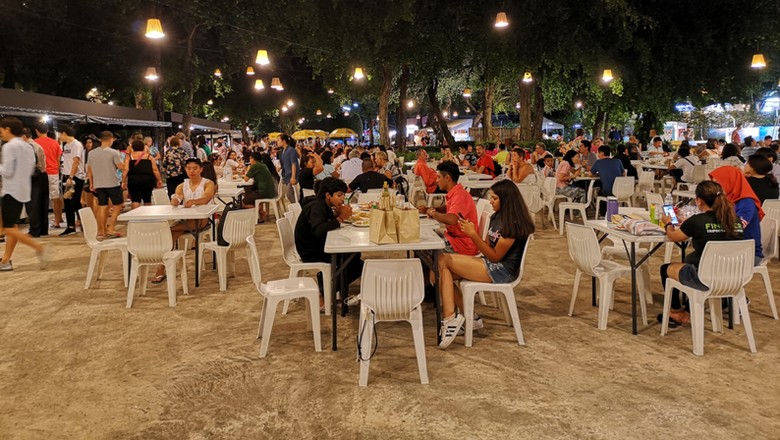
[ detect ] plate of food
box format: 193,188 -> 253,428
352,219 -> 371,227
345,212 -> 370,224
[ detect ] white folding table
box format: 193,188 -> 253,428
118,205 -> 219,287
324,219 -> 446,350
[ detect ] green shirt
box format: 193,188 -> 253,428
494,150 -> 509,165
246,162 -> 276,199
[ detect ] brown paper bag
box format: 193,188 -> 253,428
393,208 -> 421,243
369,209 -> 398,244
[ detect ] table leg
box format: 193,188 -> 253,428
592,277 -> 597,307
331,254 -> 339,351
433,250 -> 442,345
630,242 -> 638,335
728,298 -> 734,330
194,227 -> 201,287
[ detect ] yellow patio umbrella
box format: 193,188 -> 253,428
311,129 -> 329,138
329,128 -> 358,138
292,129 -> 328,140
266,132 -> 283,141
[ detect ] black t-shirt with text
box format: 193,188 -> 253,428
679,211 -> 744,267
348,171 -> 392,193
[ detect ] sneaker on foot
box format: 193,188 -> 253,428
439,313 -> 465,349
0,261 -> 13,271
344,294 -> 361,307
59,228 -> 77,237
458,315 -> 484,335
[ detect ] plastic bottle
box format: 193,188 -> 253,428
664,192 -> 673,206
649,204 -> 656,224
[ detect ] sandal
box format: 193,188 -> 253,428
107,231 -> 124,238
151,275 -> 167,284
669,310 -> 690,326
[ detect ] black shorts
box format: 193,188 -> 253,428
1,194 -> 24,227
95,186 -> 124,206
127,182 -> 154,204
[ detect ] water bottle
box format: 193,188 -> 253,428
649,204 -> 656,224
606,197 -> 619,221
664,192 -> 673,206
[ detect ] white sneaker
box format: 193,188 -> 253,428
344,294 -> 361,307
458,315 -> 484,335
438,313 -> 465,349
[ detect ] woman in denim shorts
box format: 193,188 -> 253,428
436,180 -> 535,349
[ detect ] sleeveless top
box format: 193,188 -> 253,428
182,178 -> 214,204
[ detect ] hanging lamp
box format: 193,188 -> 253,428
144,67 -> 158,81
145,18 -> 164,39
256,50 -> 270,66
601,69 -> 614,82
254,79 -> 264,90
246,66 -> 255,75
494,12 -> 509,28
751,54 -> 767,68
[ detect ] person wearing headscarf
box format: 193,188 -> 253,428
709,166 -> 764,265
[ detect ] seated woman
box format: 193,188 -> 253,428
660,181 -> 744,326
223,150 -> 242,179
555,150 -> 586,202
209,153 -> 224,179
436,180 -> 535,348
744,154 -> 779,204
668,144 -> 700,183
242,152 -> 277,222
152,158 -> 216,284
710,165 -> 764,265
506,147 -> 535,184
720,143 -> 744,168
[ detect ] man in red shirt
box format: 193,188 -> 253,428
413,148 -> 439,194
473,144 -> 496,178
419,161 -> 478,256
34,122 -> 62,229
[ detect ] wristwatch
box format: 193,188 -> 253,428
665,224 -> 674,231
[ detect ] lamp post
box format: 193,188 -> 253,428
145,17 -> 165,151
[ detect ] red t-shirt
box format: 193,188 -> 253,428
445,184 -> 478,255
414,161 -> 439,193
36,136 -> 62,175
476,155 -> 496,177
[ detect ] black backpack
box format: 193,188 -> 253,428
216,201 -> 244,246
492,159 -> 502,177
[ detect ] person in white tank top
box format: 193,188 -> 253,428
152,158 -> 216,283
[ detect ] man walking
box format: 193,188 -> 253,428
0,117 -> 46,271
58,125 -> 86,236
34,122 -> 62,229
22,128 -> 49,237
87,131 -> 125,238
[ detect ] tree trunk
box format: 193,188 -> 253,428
182,23 -> 204,138
378,65 -> 392,147
426,78 -> 455,147
482,78 -> 495,142
369,119 -> 375,145
592,106 -> 606,140
465,98 -> 482,128
602,112 -> 609,140
519,78 -> 533,142
532,82 -> 544,140
395,65 -> 410,151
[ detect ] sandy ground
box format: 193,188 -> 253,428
1,216 -> 779,440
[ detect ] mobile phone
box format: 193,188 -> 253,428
662,205 -> 679,225
458,212 -> 465,220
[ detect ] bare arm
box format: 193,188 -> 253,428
461,219 -> 516,263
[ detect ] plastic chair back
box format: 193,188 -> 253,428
691,165 -> 707,184
360,259 -> 425,321
762,199 -> 780,230
152,188 -> 170,206
697,240 -> 755,297
566,223 -> 602,276
583,179 -> 596,205
302,188 -> 315,198
518,184 -> 543,213
612,176 -> 635,201
78,207 -> 100,247
645,191 -> 663,209
637,171 -> 654,191
220,209 -> 256,249
287,202 -> 302,227
276,217 -> 300,266
542,177 -> 557,202
478,211 -> 492,241
512,233 -> 534,287
760,217 -> 777,264
476,198 -> 492,217
127,221 -> 173,264
358,192 -> 381,204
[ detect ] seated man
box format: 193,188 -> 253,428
418,161 -> 478,256
646,136 -> 667,156
472,144 -> 497,178
152,158 -> 215,283
414,149 -> 441,194
298,152 -> 324,199
339,149 -> 363,183
242,152 -> 277,221
590,145 -> 626,197
348,159 -> 393,193
295,177 -> 363,308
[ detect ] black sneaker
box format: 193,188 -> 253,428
59,228 -> 77,237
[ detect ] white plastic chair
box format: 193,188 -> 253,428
566,223 -> 648,329
357,192 -> 381,205
660,240 -> 757,356
518,184 -> 543,216
542,177 -> 568,230
197,209 -> 257,291
476,198 -> 493,218
459,235 -> 533,347
426,192 -> 447,207
558,179 -> 596,235
249,237 -> 322,358
301,188 -> 315,198
254,180 -> 283,222
80,207 -> 129,289
126,221 -> 188,308
601,207 -> 654,304
358,259 -> 428,386
286,202 -> 302,229
751,217 -> 778,319
596,176 -> 635,217
676,165 -> 707,191
152,188 -> 170,206
762,199 -> 780,260
276,217 -> 333,316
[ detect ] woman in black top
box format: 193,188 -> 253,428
123,140 -> 162,209
745,155 -> 779,203
615,144 -> 637,178
436,179 -> 535,349
659,181 -> 744,326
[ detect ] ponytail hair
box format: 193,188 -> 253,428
696,181 -> 738,238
